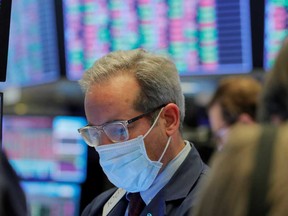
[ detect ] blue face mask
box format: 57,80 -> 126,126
95,109 -> 171,192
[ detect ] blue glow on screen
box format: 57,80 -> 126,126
63,0 -> 252,80
21,181 -> 81,216
2,0 -> 60,88
263,0 -> 288,71
2,115 -> 88,183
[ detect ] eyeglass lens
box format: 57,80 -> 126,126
103,122 -> 129,142
80,122 -> 129,147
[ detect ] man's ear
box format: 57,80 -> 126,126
238,113 -> 255,124
161,103 -> 180,136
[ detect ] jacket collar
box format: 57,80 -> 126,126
141,143 -> 207,215
163,143 -> 205,201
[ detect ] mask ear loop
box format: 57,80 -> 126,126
142,107 -> 172,163
157,136 -> 172,163
143,107 -> 164,138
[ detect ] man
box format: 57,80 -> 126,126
207,76 -> 262,150
78,49 -> 208,215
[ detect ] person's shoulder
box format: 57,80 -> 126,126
227,122 -> 288,149
272,121 -> 288,149
81,187 -> 118,216
277,121 -> 288,136
227,123 -> 262,148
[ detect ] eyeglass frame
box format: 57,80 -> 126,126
78,104 -> 167,147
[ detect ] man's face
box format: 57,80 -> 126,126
208,103 -> 229,151
84,74 -> 165,161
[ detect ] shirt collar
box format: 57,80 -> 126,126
140,140 -> 191,204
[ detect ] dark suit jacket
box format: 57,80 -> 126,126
82,143 -> 208,216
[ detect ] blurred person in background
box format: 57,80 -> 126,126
257,39 -> 288,124
0,150 -> 28,216
78,49 -> 209,216
192,38 -> 288,216
207,76 -> 262,151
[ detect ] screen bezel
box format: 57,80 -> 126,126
0,92 -> 2,149
0,0 -> 12,82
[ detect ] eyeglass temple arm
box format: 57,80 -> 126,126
127,104 -> 166,124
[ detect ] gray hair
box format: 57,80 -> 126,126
79,49 -> 185,127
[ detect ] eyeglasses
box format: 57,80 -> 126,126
78,104 -> 166,147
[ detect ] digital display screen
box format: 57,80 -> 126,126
21,181 -> 81,216
63,0 -> 252,80
264,0 -> 288,70
2,115 -> 87,183
2,0 -> 60,88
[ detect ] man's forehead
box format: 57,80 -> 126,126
84,77 -> 141,125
